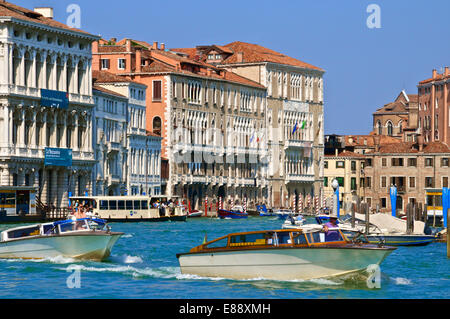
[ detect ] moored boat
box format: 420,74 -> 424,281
177,228 -> 396,281
218,205 -> 248,219
188,210 -> 203,218
284,214 -> 436,246
0,217 -> 123,261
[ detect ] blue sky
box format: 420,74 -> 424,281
15,0 -> 450,135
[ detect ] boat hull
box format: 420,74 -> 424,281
178,246 -> 394,281
218,209 -> 248,219
365,234 -> 435,246
0,232 -> 123,261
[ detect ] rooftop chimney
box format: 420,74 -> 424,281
152,42 -> 159,50
136,49 -> 142,73
126,39 -> 132,52
445,66 -> 449,76
432,69 -> 437,79
160,43 -> 165,51
373,135 -> 380,152
34,7 -> 53,19
417,135 -> 424,152
237,52 -> 244,63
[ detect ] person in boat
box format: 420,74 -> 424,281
322,214 -> 340,241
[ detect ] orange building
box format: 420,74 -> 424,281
92,39 -> 269,207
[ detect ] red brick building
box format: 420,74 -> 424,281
418,67 -> 450,145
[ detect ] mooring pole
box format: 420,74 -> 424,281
447,208 -> 449,259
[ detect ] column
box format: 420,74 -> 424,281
51,168 -> 58,206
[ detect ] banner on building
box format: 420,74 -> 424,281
40,89 -> 69,110
44,148 -> 73,167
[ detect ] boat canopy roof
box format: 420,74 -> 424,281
53,218 -> 107,226
186,228 -> 348,255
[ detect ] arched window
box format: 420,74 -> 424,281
387,121 -> 393,136
377,120 -> 382,135
398,120 -> 403,134
153,117 -> 162,136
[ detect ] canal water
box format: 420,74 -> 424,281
0,216 -> 448,299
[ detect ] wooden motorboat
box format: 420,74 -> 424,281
177,228 -> 396,281
0,217 -> 123,261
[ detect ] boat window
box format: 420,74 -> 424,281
126,200 -> 133,210
204,237 -> 228,249
309,230 -> 344,243
292,232 -> 308,245
134,201 -> 141,210
141,200 -> 148,210
276,232 -> 292,244
100,200 -> 108,210
59,222 -> 76,233
43,224 -> 56,235
7,226 -> 40,239
0,192 -> 15,206
229,233 -> 267,246
109,201 -> 117,210
118,200 -> 125,210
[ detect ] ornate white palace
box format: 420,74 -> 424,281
0,6 -> 99,208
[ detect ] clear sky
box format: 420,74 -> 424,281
14,0 -> 450,135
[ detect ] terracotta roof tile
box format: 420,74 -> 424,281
93,70 -> 142,85
0,1 -> 95,37
222,41 -> 324,72
325,151 -> 366,158
366,141 -> 450,154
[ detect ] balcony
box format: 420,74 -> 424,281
285,173 -> 315,184
107,174 -> 121,185
107,141 -> 122,153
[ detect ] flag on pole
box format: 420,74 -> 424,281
301,120 -> 306,130
292,122 -> 298,135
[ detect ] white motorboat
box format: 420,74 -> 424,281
283,214 -> 436,246
177,228 -> 396,281
273,208 -> 295,220
0,217 -> 123,261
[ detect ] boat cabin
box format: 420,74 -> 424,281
190,229 -> 347,253
69,195 -> 186,220
0,218 -> 107,242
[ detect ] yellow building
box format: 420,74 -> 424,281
323,151 -> 365,213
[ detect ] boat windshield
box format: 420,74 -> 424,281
58,219 -> 90,233
305,229 -> 345,244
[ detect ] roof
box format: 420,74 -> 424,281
0,1 -> 96,38
93,85 -> 127,98
344,135 -> 402,147
222,41 -> 324,72
325,151 -> 366,159
366,141 -> 450,154
419,72 -> 450,85
373,91 -> 418,115
93,70 -> 144,86
95,38 -> 266,89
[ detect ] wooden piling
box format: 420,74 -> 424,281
447,208 -> 449,259
351,202 -> 356,228
406,203 -> 411,235
364,203 -> 370,235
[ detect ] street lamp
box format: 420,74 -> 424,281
331,178 -> 340,218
